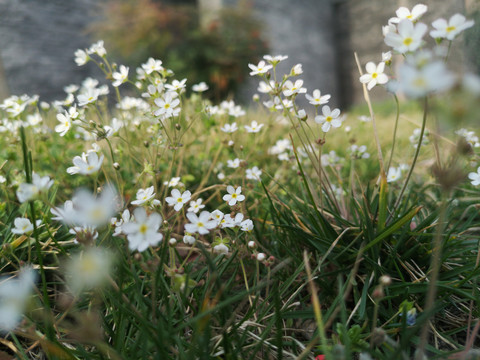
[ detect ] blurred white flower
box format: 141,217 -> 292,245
187,198 -> 205,214
192,81 -> 209,92
244,120 -> 264,133
131,186 -> 159,206
112,65 -> 129,87
384,19 -> 427,53
11,218 -> 41,235
246,166 -> 262,181
387,167 -> 402,183
0,267 -> 36,332
468,167 -> 480,186
123,208 -> 163,252
430,14 -> 474,40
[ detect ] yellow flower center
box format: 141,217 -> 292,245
403,37 -> 413,46
139,224 -> 148,234
165,104 -> 170,109
446,26 -> 456,32
372,73 -> 378,79
197,222 -> 204,228
231,193 -> 237,198
413,77 -> 426,88
177,198 -> 183,202
326,116 -> 332,123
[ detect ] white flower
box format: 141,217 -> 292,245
142,58 -> 163,75
248,60 -> 272,76
77,88 -> 100,107
244,120 -> 264,133
154,92 -> 181,118
388,4 -> 427,24
291,64 -> 303,76
16,173 -> 53,203
240,219 -> 254,232
222,213 -> 244,228
387,167 -> 402,183
67,151 -> 104,175
395,61 -> 455,98
222,185 -> 245,206
349,145 -> 370,159
122,207 -> 163,252
468,167 -> 480,186
257,80 -> 276,94
221,122 -> 238,133
213,243 -> 229,255
112,65 -> 129,87
430,14 -> 474,41
0,267 -> 36,332
263,55 -> 288,64
165,79 -> 187,93
0,176 -> 5,184
229,105 -> 246,118
55,111 -> 72,136
88,40 -> 106,57
163,177 -> 183,188
185,211 -> 217,235
382,51 -> 392,62
131,186 -> 159,206
187,198 -> 205,213
409,128 -> 429,148
183,232 -> 196,245
165,189 -> 191,211
61,187 -> 118,228
227,158 -> 241,169
305,89 -> 331,106
315,106 -> 342,133
283,80 -> 307,97
210,210 -> 224,226
65,248 -> 112,294
11,218 -> 41,235
384,19 -> 427,53
246,166 -> 262,181
74,49 -> 89,66
359,62 -> 389,90
104,117 -> 124,137
192,82 -> 209,92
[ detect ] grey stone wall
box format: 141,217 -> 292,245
0,0 -> 104,102
226,0 -> 340,108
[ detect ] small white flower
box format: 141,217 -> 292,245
88,40 -> 107,57
222,186 -> 245,206
0,267 -> 36,332
192,82 -> 209,92
283,80 -> 307,97
315,106 -> 342,133
183,232 -> 196,245
248,60 -> 272,76
246,166 -> 262,181
165,189 -> 191,211
142,58 -> 163,75
222,213 -> 244,228
382,51 -> 392,62
112,65 -> 129,87
256,253 -> 266,262
305,89 -> 331,106
163,177 -> 182,188
388,4 -> 428,24
77,88 -> 100,107
187,198 -> 205,214
359,62 -> 389,90
210,210 -> 224,226
387,167 -> 402,183
468,167 -> 480,186
185,211 -> 217,235
165,79 -> 187,93
240,219 -> 254,232
384,19 -> 427,53
227,158 -> 241,169
55,111 -> 72,136
74,49 -> 89,66
244,120 -> 264,133
131,186 -> 158,206
11,218 -> 41,235
154,92 -> 181,118
430,14 -> 474,41
65,247 -> 112,294
122,208 -> 163,252
263,54 -> 288,64
291,64 -> 303,76
67,151 -> 104,175
221,122 -> 238,133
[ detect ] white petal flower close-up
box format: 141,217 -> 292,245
359,62 -> 389,90
315,106 -> 343,133
430,13 -> 475,41
122,208 -> 163,252
384,19 -> 428,53
165,189 -> 192,211
222,185 -> 245,206
468,167 -> 480,186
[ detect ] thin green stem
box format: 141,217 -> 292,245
386,94 -> 400,172
391,97 -> 428,215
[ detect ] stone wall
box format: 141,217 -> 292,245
0,0 -> 105,102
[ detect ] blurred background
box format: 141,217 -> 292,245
0,0 -> 478,108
